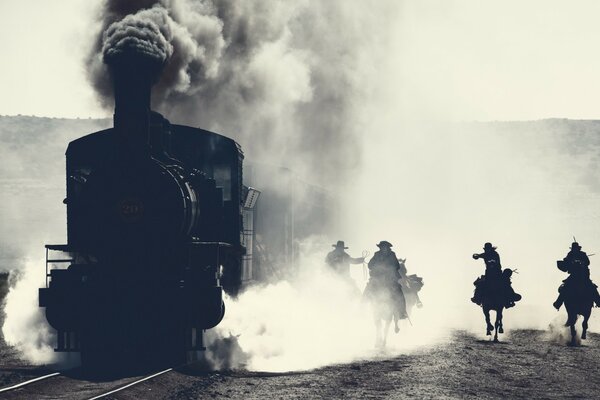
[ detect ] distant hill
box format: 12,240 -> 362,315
1,115 -> 599,273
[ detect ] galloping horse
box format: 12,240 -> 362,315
563,287 -> 594,346
479,279 -> 506,342
364,280 -> 398,348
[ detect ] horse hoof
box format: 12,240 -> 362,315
394,326 -> 400,334
582,333 -> 587,340
493,338 -> 499,343
486,330 -> 492,336
498,327 -> 504,334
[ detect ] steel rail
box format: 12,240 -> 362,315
0,372 -> 61,393
86,367 -> 173,400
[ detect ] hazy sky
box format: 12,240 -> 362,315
2,1 -> 600,120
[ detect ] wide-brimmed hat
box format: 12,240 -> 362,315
376,240 -> 393,248
332,240 -> 348,249
483,242 -> 496,251
571,241 -> 582,250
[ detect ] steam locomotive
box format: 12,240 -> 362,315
38,55 -> 250,369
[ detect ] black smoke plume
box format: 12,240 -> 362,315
87,0 -> 397,185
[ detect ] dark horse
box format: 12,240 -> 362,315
479,280 -> 506,342
562,287 -> 594,346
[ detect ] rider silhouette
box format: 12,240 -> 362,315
553,241 -> 600,310
472,242 -> 521,307
367,241 -> 408,319
325,240 -> 365,277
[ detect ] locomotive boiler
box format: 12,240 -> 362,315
38,51 -> 246,369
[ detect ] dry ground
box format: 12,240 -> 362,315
1,268 -> 599,399
103,329 -> 599,400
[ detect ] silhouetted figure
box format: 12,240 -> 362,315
362,241 -> 409,347
472,242 -> 521,308
325,240 -> 365,277
553,241 -> 600,345
471,242 -> 521,341
365,241 -> 408,335
553,242 -> 600,310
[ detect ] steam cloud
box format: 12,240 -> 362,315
88,0 -> 397,185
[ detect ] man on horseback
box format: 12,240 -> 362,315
472,242 -> 521,308
365,241 -> 408,320
325,240 -> 365,277
553,241 -> 600,310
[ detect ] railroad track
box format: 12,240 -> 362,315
0,367 -> 175,399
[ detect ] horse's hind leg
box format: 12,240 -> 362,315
483,308 -> 493,335
393,314 -> 400,334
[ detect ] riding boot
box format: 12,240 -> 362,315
416,294 -> 423,308
553,294 -> 563,310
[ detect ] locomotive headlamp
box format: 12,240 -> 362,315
243,187 -> 261,209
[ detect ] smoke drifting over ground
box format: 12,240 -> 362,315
206,237 -> 446,372
88,0 -> 396,184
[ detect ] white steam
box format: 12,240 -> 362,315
2,259 -> 55,364
208,237 -> 445,371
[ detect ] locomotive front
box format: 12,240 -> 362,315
38,45 -> 245,369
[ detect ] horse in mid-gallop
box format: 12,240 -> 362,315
480,281 -> 506,342
365,284 -> 396,348
363,275 -> 406,349
563,288 -> 594,346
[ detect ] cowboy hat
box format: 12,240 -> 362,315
332,240 -> 348,249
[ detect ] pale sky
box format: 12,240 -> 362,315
2,1 -> 600,120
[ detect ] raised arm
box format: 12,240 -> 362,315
349,256 -> 365,264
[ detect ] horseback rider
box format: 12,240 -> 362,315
366,241 -> 408,319
472,242 -> 521,307
553,241 -> 600,310
325,240 -> 365,277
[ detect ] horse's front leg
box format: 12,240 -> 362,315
393,313 -> 400,334
483,308 -> 493,335
496,308 -> 504,334
383,318 -> 392,348
582,312 -> 591,340
374,316 -> 382,348
569,323 -> 577,346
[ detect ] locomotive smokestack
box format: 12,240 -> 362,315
105,54 -> 163,126
101,7 -> 173,150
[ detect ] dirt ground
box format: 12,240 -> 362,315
1,268 -> 600,399
97,329 -> 600,400
1,325 -> 600,399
